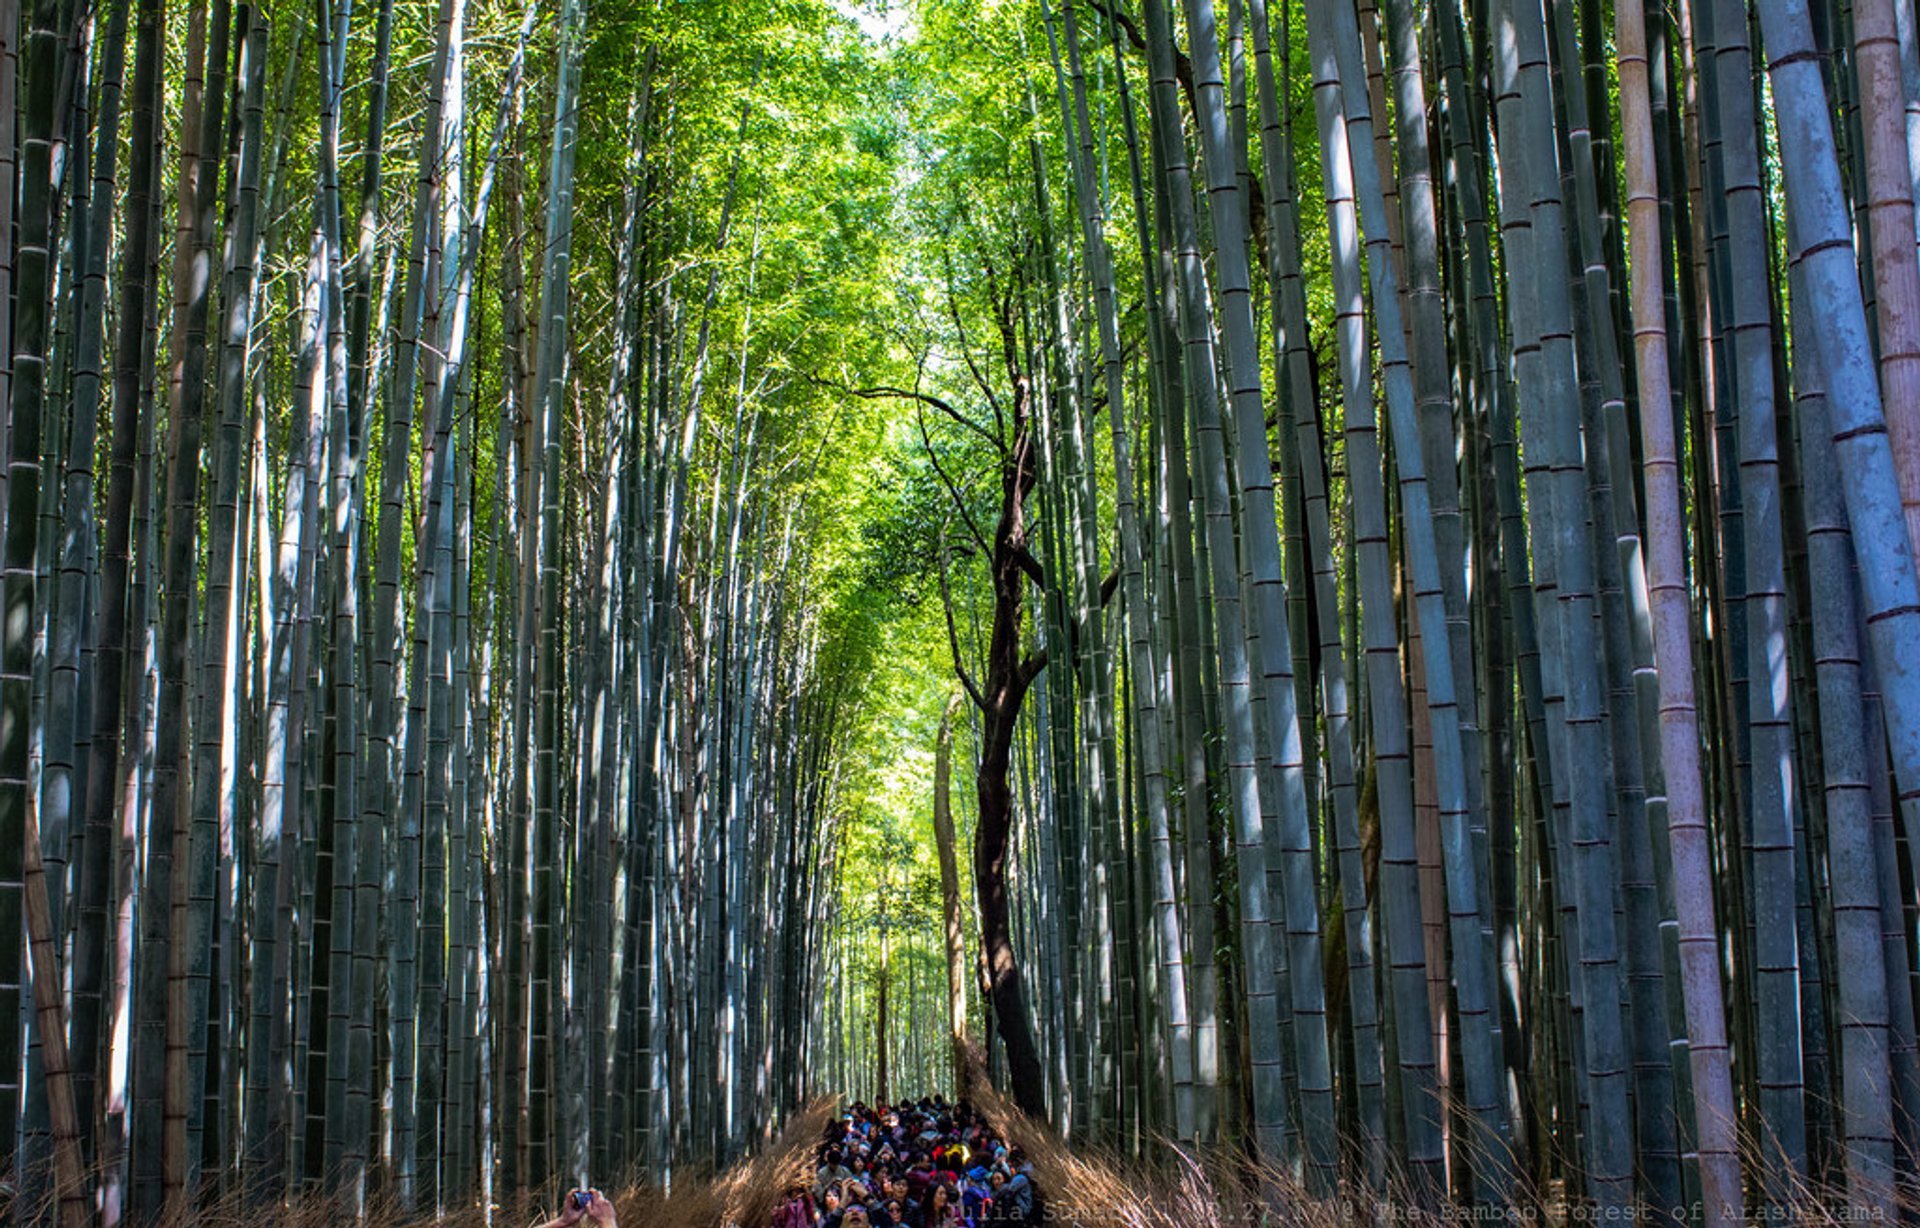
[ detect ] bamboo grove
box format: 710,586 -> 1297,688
813,0 -> 1920,1221
0,0 -> 915,1220
3,0 -> 1920,1223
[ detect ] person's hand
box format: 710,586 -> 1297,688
583,1188 -> 618,1228
548,1191 -> 590,1228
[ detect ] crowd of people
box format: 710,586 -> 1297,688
773,1095 -> 1045,1227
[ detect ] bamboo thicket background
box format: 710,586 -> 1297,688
2,0 -> 1919,1224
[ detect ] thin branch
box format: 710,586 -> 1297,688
814,375 -> 1005,458
918,408 -> 994,559
938,527 -> 988,712
943,246 -> 1009,436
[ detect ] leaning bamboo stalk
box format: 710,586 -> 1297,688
1755,0 -> 1920,1029
1431,0 -> 1554,1158
1122,2 -> 1221,1133
23,796 -> 88,1228
1300,0 -> 1452,1194
1378,0 -> 1493,981
1138,0 -> 1299,1175
1613,0 -> 1744,1217
1786,258 -> 1900,1220
1106,3 -> 1204,1138
1854,0 -> 1920,569
379,0 -> 460,1201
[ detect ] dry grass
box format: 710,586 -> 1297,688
10,1076 -> 1915,1227
953,1046 -> 1920,1228
3,1101 -> 838,1228
957,1051 -> 1326,1228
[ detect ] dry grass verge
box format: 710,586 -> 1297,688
10,1076 -> 1915,1227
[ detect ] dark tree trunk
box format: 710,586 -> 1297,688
970,373 -> 1049,1121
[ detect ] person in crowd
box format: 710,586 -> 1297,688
917,1181 -> 964,1228
980,1168 -> 1014,1224
997,1151 -> 1035,1226
803,1093 -> 1033,1228
818,1145 -> 853,1193
774,1183 -> 818,1228
959,1167 -> 991,1224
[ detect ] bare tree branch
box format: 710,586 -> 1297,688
945,243 -> 1009,437
813,376 -> 1006,458
937,525 -> 988,712
917,409 -> 994,560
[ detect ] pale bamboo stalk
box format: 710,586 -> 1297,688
1311,0 -> 1513,1193
1180,0 -> 1339,1184
1613,0 -> 1745,1217
1756,0 -> 1920,1094
1246,0 -> 1402,1186
63,0 -> 129,1182
1139,0 -> 1295,1172
1047,0 -> 1193,1149
1853,0 -> 1920,572
1786,257 -> 1900,1220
